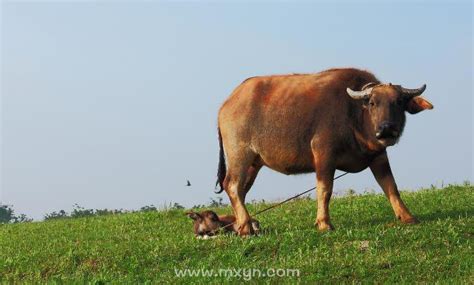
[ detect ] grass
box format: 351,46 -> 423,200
0,184 -> 473,283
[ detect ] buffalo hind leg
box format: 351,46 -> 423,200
243,162 -> 262,196
223,152 -> 257,236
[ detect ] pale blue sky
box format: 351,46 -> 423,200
1,1 -> 472,219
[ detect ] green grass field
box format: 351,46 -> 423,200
1,184 -> 472,283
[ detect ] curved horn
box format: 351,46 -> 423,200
361,82 -> 377,90
346,87 -> 373,99
399,84 -> 426,98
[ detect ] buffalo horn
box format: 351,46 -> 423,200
399,84 -> 427,98
346,87 -> 373,99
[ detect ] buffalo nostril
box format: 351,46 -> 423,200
376,125 -> 387,139
376,122 -> 399,139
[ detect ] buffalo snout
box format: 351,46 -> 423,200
376,122 -> 399,139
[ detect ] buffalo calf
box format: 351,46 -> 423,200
186,210 -> 260,238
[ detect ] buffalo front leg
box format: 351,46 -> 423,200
370,152 -> 418,224
313,153 -> 336,231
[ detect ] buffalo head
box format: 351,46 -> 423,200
347,83 -> 433,146
186,210 -> 221,237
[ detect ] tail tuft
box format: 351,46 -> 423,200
215,128 -> 226,194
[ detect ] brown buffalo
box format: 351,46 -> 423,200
215,68 -> 433,236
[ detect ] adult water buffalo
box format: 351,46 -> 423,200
216,68 -> 433,236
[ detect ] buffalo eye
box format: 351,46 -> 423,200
206,212 -> 219,221
361,97 -> 370,106
369,100 -> 375,107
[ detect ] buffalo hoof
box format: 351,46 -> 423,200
400,216 -> 419,224
238,222 -> 255,237
315,220 -> 335,232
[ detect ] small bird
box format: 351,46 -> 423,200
186,180 -> 191,186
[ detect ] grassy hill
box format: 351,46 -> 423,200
0,184 -> 472,283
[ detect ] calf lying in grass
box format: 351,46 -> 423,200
186,210 -> 260,239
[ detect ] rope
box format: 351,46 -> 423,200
216,171 -> 349,233
253,172 -> 349,216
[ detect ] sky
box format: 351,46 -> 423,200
1,1 -> 472,220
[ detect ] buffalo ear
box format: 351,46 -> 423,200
186,211 -> 202,221
406,96 -> 433,114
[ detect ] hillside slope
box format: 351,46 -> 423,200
0,185 -> 473,283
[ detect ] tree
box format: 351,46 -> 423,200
70,204 -> 94,218
140,205 -> 157,212
0,204 -> 32,223
44,210 -> 68,220
209,197 -> 226,207
13,213 -> 33,223
0,204 -> 15,224
172,203 -> 184,210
